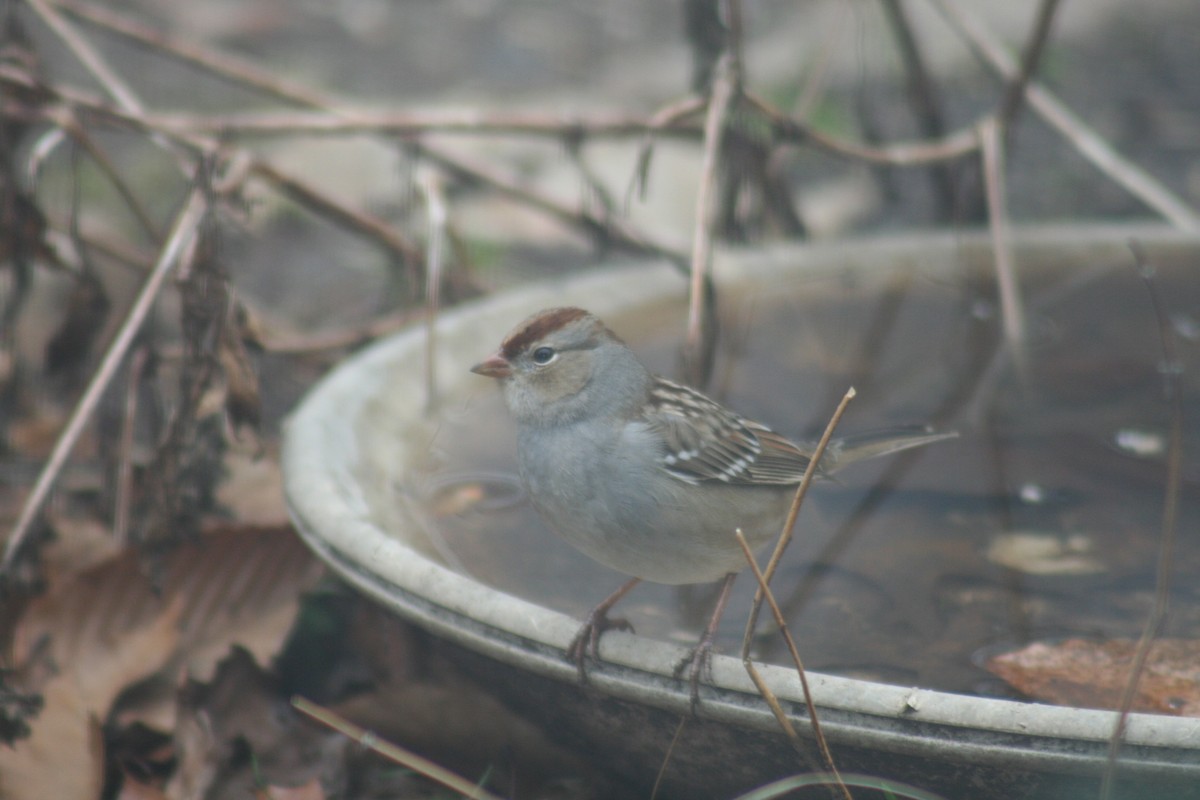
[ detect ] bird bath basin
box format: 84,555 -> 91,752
283,226 -> 1200,799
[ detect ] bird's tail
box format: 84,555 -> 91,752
818,426 -> 958,475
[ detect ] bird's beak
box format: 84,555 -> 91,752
470,350 -> 512,379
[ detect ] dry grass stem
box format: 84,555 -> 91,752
755,386 -> 855,595
111,345 -> 148,546
978,117 -> 1026,370
48,111 -> 160,240
736,531 -> 850,800
737,387 -> 856,793
3,188 -> 210,569
419,169 -> 448,413
747,93 -> 980,166
685,52 -> 738,385
997,0 -> 1062,129
878,0 -> 959,217
1099,245 -> 1185,799
50,0 -> 329,108
631,95 -> 707,203
292,696 -> 505,800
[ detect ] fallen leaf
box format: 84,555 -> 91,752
12,525 -> 323,684
0,600 -> 181,800
168,648 -> 341,800
265,778 -> 326,800
4,527 -> 324,799
986,638 -> 1200,716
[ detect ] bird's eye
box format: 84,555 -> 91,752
531,346 -> 557,365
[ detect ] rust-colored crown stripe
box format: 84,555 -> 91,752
500,307 -> 591,358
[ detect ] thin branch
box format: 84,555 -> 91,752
929,0 -> 1200,231
50,108 -> 161,240
112,344 -> 149,545
978,117 -> 1026,368
132,107 -> 705,140
25,0 -> 144,113
684,53 -> 737,385
418,142 -> 687,266
747,92 -> 980,165
292,697 -> 505,800
49,0 -> 329,108
246,160 -> 421,265
1099,244 -> 1184,799
997,0 -> 1062,128
878,0 -> 960,218
3,188 -> 209,569
630,95 -> 707,203
417,168 -> 447,413
755,387 -> 856,593
736,530 -> 850,800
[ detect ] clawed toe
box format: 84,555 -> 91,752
564,578 -> 642,682
674,636 -> 716,712
566,612 -> 634,680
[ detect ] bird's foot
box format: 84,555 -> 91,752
673,629 -> 717,713
566,608 -> 634,682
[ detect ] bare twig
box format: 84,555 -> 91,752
25,0 -> 143,114
747,93 -> 980,165
418,168 -> 447,413
978,117 -> 1026,368
1100,244 -> 1184,799
997,0 -> 1062,129
292,696 -> 505,800
736,531 -> 850,800
111,343 -> 148,545
131,107 -> 705,140
683,52 -> 738,386
50,109 -> 161,240
630,95 -> 707,203
50,0 -> 329,108
32,0 -> 683,265
753,387 -> 856,596
3,188 -> 209,569
878,0 -> 959,218
930,0 -> 1200,230
246,160 -> 421,265
418,142 -> 687,266
24,0 -> 193,173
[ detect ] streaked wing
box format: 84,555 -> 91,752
644,377 -> 813,486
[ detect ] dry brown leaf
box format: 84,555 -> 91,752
168,648 -> 342,800
0,600 -> 181,800
264,779 -> 326,800
4,526 -> 323,798
215,450 -> 288,527
13,525 -> 323,684
986,638 -> 1200,716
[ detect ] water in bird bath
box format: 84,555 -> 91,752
412,248 -> 1200,697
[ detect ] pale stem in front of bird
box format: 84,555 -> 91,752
736,385 -> 856,797
751,385 -> 857,601
736,530 -> 851,800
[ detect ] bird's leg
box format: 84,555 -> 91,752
673,572 -> 737,712
566,576 -> 642,682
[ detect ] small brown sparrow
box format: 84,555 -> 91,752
473,307 -> 954,705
